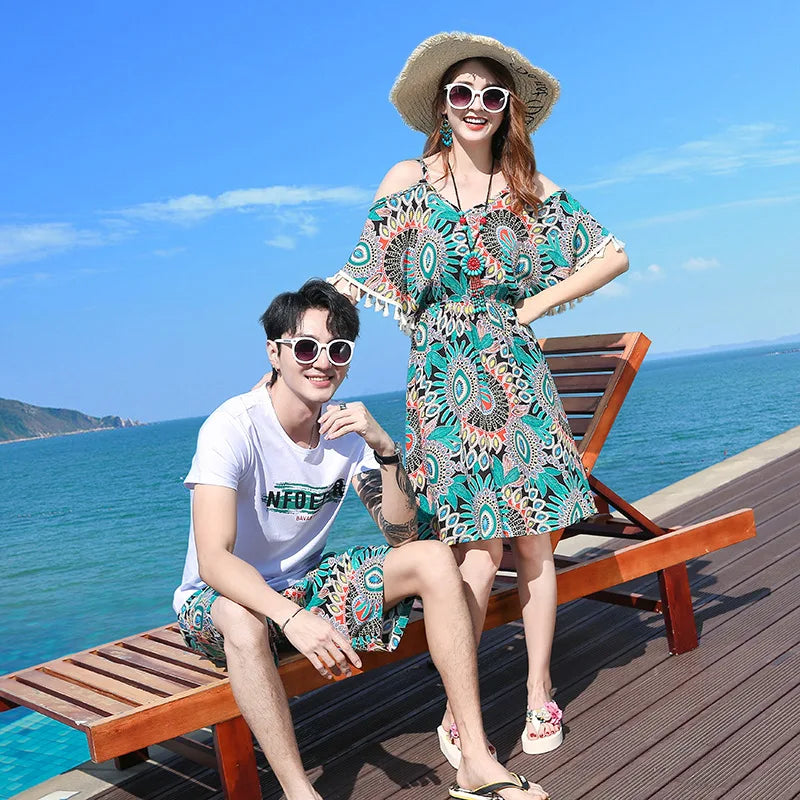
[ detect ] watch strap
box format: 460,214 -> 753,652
373,442 -> 401,465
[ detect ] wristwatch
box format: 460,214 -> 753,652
373,441 -> 402,465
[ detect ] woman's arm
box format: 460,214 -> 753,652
516,242 -> 629,325
516,172 -> 629,324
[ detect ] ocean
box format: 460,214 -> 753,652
1,341 -> 799,797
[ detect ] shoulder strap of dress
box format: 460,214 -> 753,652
416,157 -> 429,181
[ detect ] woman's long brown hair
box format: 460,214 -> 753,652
422,57 -> 540,212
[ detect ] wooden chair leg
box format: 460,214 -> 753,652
114,748 -> 149,769
214,716 -> 261,800
658,562 -> 698,655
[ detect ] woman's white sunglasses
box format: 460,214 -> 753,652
444,83 -> 510,113
273,337 -> 355,366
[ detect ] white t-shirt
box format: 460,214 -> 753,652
173,387 -> 379,613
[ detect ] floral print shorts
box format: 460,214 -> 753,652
177,544 -> 414,668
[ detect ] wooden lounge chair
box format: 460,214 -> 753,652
0,332 -> 756,800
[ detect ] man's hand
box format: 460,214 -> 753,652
282,607 -> 362,680
319,401 -> 394,456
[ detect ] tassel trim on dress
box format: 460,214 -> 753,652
545,234 -> 626,317
327,271 -> 415,335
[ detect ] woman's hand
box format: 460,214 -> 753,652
282,607 -> 362,680
330,275 -> 360,305
515,295 -> 550,326
319,401 -> 394,456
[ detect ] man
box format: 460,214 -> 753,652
173,279 -> 546,800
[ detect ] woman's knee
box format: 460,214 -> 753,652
513,532 -> 555,563
457,541 -> 503,587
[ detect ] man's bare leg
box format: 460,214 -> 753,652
212,596 -> 320,800
383,541 -> 549,800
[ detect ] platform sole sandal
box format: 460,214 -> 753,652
521,702 -> 564,754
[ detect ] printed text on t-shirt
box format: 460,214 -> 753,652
262,479 -> 346,516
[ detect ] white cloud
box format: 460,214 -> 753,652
277,210 -> 319,237
119,185 -> 372,224
577,123 -> 800,190
0,223 -> 103,265
596,281 -> 629,297
682,257 -> 720,271
265,235 -> 296,250
153,247 -> 187,258
631,263 -> 664,282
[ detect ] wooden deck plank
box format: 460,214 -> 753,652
646,683 -> 800,799
718,733 -> 800,800
575,651 -> 800,800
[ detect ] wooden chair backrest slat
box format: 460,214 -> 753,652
540,332 -> 651,473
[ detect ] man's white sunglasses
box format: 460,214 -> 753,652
273,337 -> 355,366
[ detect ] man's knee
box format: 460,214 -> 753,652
407,540 -> 460,589
212,597 -> 270,655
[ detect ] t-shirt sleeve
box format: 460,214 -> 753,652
521,190 -> 625,294
184,409 -> 250,490
327,195 -> 417,336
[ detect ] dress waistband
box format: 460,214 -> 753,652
432,298 -> 516,314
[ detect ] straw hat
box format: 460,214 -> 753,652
390,32 -> 560,135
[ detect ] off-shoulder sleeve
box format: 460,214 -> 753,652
328,195 -> 417,335
518,190 -> 625,315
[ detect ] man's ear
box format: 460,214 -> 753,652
266,340 -> 280,372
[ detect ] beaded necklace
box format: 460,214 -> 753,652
448,157 -> 495,313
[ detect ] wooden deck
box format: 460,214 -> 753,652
76,448 -> 800,800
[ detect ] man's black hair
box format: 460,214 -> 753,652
260,279 -> 359,385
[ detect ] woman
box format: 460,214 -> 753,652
330,32 -> 628,764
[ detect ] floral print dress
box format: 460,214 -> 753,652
330,164 -> 623,545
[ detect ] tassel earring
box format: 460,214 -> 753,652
440,115 -> 453,147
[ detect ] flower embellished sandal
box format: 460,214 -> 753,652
521,701 -> 563,754
437,723 -> 498,769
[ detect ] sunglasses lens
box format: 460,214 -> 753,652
293,338 -> 319,363
483,88 -> 507,111
448,84 -> 473,108
328,340 -> 352,365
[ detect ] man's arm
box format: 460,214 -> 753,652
193,484 -> 302,624
193,484 -> 362,678
352,460 -> 419,546
319,400 -> 418,546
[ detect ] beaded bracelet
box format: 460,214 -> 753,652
281,607 -> 303,634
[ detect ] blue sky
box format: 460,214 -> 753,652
2,1 -> 799,422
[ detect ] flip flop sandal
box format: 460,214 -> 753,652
521,701 -> 563,754
449,773 -> 543,800
437,723 -> 498,769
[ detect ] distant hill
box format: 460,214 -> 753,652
0,398 -> 141,443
